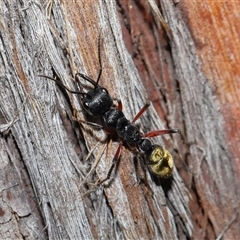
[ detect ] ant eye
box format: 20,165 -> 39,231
83,101 -> 89,109
101,88 -> 108,94
81,93 -> 92,110
148,145 -> 173,178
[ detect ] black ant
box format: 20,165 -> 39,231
39,33 -> 179,187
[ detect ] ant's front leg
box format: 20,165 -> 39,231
112,98 -> 122,111
72,117 -> 104,129
71,107 -> 103,130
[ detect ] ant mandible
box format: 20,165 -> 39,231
39,31 -> 179,186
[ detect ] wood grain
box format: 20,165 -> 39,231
1,0 -> 238,239
0,0 -> 191,239
118,0 -> 240,239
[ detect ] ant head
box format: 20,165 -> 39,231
147,144 -> 174,178
81,87 -> 113,116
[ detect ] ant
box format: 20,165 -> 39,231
39,32 -> 179,187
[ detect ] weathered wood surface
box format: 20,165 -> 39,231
0,0 -> 239,239
162,1 -> 240,239
118,0 -> 239,239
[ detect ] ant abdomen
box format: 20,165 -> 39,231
146,145 -> 174,178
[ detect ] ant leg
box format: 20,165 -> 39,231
97,142 -> 123,185
131,103 -> 179,137
72,116 -> 104,129
144,129 -> 179,138
81,143 -> 121,197
112,98 -> 122,111
79,142 -> 107,189
132,103 -> 150,124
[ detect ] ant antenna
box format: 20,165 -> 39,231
38,75 -> 90,98
40,30 -> 104,96
96,29 -> 103,85
74,29 -> 103,89
75,73 -> 99,88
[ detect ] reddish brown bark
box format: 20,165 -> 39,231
117,0 -> 240,239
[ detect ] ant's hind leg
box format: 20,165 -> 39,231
81,142 -> 123,197
96,142 -> 123,186
144,129 -> 179,138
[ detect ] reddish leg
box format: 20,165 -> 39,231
132,103 -> 150,124
131,103 -> 179,137
112,98 -> 123,111
144,129 -> 179,138
97,142 -> 123,185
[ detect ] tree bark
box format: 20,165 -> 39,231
117,0 -> 240,239
0,0 -> 238,239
